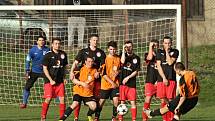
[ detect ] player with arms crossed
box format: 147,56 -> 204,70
95,41 -> 121,121
70,34 -> 106,121
59,56 -> 98,121
119,40 -> 140,121
142,39 -> 159,121
156,36 -> 179,121
145,62 -> 200,121
41,38 -> 69,121
20,36 -> 50,109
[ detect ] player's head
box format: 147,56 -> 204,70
85,55 -> 94,68
107,41 -> 117,56
174,62 -> 185,76
37,35 -> 46,47
124,40 -> 133,54
51,37 -> 61,51
162,36 -> 172,50
89,34 -> 99,47
151,39 -> 159,49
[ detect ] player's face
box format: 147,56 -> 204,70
85,58 -> 94,67
89,36 -> 98,47
37,37 -> 45,47
153,42 -> 159,49
52,40 -> 61,51
125,43 -> 133,54
163,39 -> 172,50
108,46 -> 116,56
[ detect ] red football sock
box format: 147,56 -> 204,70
74,104 -> 81,119
131,107 -> 137,121
118,114 -> 123,121
59,103 -> 66,117
142,111 -> 148,121
144,102 -> 150,110
166,111 -> 174,121
41,102 -> 49,118
161,102 -> 167,121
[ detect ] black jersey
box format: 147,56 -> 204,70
156,48 -> 179,82
120,53 -> 140,88
42,50 -> 68,84
145,53 -> 158,84
75,47 -> 106,70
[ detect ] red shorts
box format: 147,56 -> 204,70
93,81 -> 101,98
43,83 -> 65,98
156,80 -> 176,99
119,85 -> 136,101
145,83 -> 157,97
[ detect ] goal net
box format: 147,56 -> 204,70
0,5 -> 181,106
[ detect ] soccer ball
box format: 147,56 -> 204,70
117,104 -> 128,115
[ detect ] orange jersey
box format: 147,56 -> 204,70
73,65 -> 97,97
179,71 -> 200,98
101,55 -> 121,90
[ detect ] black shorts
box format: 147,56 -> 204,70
73,94 -> 96,104
168,95 -> 198,115
25,72 -> 45,90
100,88 -> 119,100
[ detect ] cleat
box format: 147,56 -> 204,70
88,116 -> 93,121
20,103 -> 27,109
144,109 -> 152,119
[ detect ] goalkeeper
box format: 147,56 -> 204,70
145,62 -> 200,121
20,36 -> 50,109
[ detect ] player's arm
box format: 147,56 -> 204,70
43,65 -> 55,85
121,45 -> 126,64
24,49 -> 33,80
72,76 -> 90,88
165,49 -> 179,65
122,71 -> 138,85
146,42 -> 155,61
175,96 -> 186,114
156,60 -> 168,86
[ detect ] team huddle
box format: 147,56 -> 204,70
19,34 -> 200,121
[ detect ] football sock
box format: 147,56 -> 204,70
59,107 -> 73,120
74,104 -> 81,119
41,102 -> 49,118
118,114 -> 123,121
95,106 -> 102,118
161,102 -> 167,121
131,107 -> 137,121
167,111 -> 174,121
87,108 -> 95,116
112,106 -> 117,117
59,103 -> 66,117
150,109 -> 161,116
142,111 -> 148,120
23,89 -> 30,104
144,102 -> 150,109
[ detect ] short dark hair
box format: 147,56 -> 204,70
175,62 -> 185,71
163,36 -> 172,42
84,54 -> 94,61
52,37 -> 61,43
125,40 -> 133,45
37,35 -> 46,41
151,39 -> 159,44
89,34 -> 99,39
107,41 -> 117,48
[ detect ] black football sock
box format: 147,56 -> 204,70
59,107 -> 73,120
150,109 -> 161,116
113,106 -> 117,117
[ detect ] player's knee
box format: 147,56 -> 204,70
45,98 -> 52,104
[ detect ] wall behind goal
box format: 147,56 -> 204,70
0,9 -> 177,106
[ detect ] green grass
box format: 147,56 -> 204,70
0,44 -> 215,121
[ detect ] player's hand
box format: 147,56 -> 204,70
163,78 -> 169,86
174,106 -> 180,114
122,76 -> 130,85
24,72 -> 30,81
70,72 -> 75,81
94,72 -> 100,79
150,42 -> 155,47
111,82 -> 117,88
82,82 -> 90,88
50,80 -> 56,85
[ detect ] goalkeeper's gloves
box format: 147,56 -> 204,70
24,71 -> 30,81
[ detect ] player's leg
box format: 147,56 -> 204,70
111,88 -> 119,121
41,83 -> 53,120
20,72 -> 39,108
59,94 -> 81,120
73,104 -> 81,121
118,85 -> 126,121
85,97 -> 97,121
56,83 -> 66,118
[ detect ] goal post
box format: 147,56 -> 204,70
0,5 -> 181,105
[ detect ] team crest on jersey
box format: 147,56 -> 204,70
96,52 -> 101,57
113,66 -> 117,71
133,58 -> 137,64
61,54 -> 65,59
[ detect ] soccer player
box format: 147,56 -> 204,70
144,62 -> 200,121
156,36 -> 179,121
59,56 -> 98,121
69,34 -> 106,121
41,38 -> 69,121
95,41 -> 121,121
20,36 -> 50,109
119,40 -> 140,121
142,39 -> 159,121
